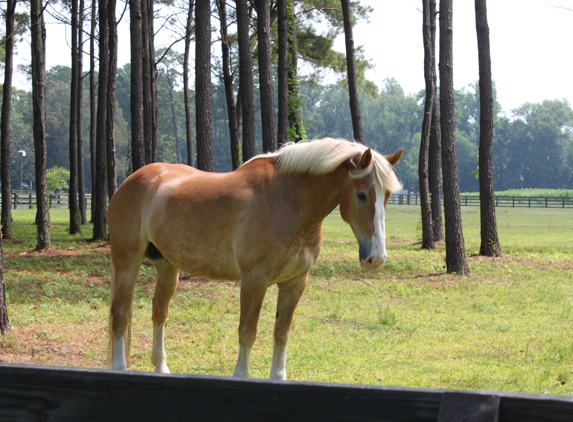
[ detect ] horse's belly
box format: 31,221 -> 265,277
159,246 -> 240,281
179,258 -> 241,281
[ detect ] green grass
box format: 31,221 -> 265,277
1,206 -> 573,395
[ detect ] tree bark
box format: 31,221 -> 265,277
69,0 -> 81,234
195,0 -> 215,171
0,235 -> 9,334
78,0 -> 87,225
341,0 -> 364,144
90,0 -> 97,221
31,0 -> 51,250
286,1 -> 304,142
183,0 -> 195,167
216,0 -> 240,169
439,0 -> 469,275
428,0 -> 443,242
429,95 -> 444,241
93,0 -> 110,241
1,0 -> 16,240
475,0 -> 502,257
419,0 -> 435,250
277,0 -> 288,148
256,0 -> 277,153
142,0 -> 158,164
130,0 -> 146,172
167,76 -> 182,164
236,0 -> 256,161
106,0 -> 118,199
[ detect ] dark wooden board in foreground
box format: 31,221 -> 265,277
1,364 -> 572,422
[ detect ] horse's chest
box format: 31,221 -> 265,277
269,236 -> 322,284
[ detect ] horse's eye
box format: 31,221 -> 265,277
356,192 -> 367,202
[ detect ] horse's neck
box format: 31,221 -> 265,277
280,167 -> 346,228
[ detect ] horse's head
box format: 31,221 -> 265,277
340,148 -> 403,269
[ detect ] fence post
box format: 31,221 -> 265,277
545,198 -> 548,208
14,193 -> 18,210
28,194 -> 32,209
563,197 -> 565,209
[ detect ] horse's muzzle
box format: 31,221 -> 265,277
360,253 -> 386,269
359,242 -> 387,269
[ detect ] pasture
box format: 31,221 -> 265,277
0,206 -> 572,395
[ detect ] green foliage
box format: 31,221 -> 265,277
46,166 -> 70,193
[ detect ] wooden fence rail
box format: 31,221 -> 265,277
388,194 -> 573,208
0,364 -> 572,421
0,193 -> 91,210
1,193 -> 571,209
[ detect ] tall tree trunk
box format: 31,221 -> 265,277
341,0 -> 364,144
1,0 -> 16,240
195,0 -> 215,171
69,0 -> 81,234
167,78 -> 182,164
93,0 -> 110,241
475,0 -> 502,257
428,0 -> 443,242
106,0 -> 118,198
439,0 -> 469,275
216,0 -> 240,169
130,0 -> 146,172
429,96 -> 444,241
90,0 -> 97,221
419,0 -> 435,250
286,0 -> 304,142
277,0 -> 288,148
78,0 -> 87,225
142,0 -> 158,164
0,236 -> 9,334
31,0 -> 51,250
256,0 -> 277,153
236,0 -> 256,161
183,0 -> 195,167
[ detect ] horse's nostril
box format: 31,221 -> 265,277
367,257 -> 373,264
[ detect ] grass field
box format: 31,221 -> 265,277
1,206 -> 572,395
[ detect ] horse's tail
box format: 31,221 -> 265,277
107,264 -> 133,368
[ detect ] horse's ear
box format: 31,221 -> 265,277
360,148 -> 373,168
385,148 -> 404,167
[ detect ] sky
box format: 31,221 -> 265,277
11,0 -> 573,116
337,0 -> 573,114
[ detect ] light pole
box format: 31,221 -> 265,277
18,150 -> 26,193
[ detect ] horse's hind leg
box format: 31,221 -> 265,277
270,274 -> 308,380
150,258 -> 179,373
109,252 -> 142,370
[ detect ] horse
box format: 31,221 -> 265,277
107,138 -> 403,380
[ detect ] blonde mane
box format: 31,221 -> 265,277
246,138 -> 403,193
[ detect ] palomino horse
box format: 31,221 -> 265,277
108,138 -> 402,379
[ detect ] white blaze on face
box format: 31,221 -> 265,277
373,185 -> 388,263
360,185 -> 387,269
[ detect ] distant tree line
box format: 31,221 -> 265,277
2,71 -> 571,194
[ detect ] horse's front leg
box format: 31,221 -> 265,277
233,276 -> 268,378
271,274 -> 308,380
